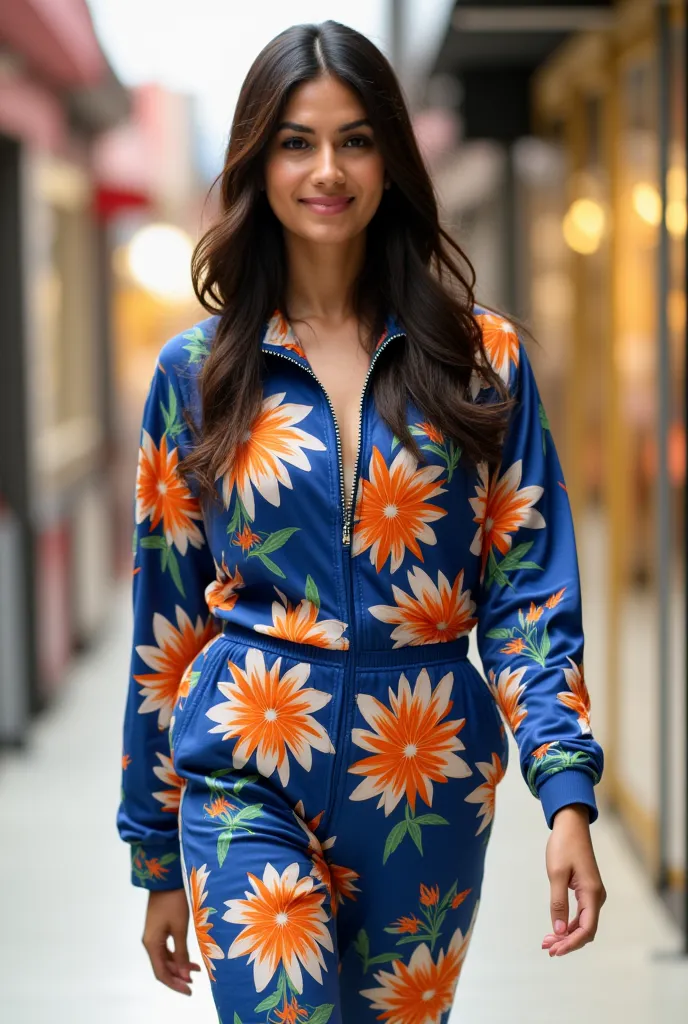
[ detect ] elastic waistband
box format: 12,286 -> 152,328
219,620 -> 470,669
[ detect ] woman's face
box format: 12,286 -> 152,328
264,74 -> 387,246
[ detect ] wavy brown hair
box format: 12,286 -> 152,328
182,19 -> 514,506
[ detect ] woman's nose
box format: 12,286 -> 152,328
312,145 -> 344,186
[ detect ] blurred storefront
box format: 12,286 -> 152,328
0,1 -> 137,741
427,0 -> 687,933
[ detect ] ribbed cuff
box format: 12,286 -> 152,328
538,769 -> 598,830
130,839 -> 184,890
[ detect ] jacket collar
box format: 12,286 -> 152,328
260,309 -> 405,371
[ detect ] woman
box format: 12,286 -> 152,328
118,20 -> 606,1023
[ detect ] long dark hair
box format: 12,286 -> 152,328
183,20 -> 513,506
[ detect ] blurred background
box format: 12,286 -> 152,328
0,1 -> 687,1021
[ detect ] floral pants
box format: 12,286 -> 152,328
171,623 -> 508,1024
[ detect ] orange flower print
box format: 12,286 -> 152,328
532,742 -> 553,760
232,524 -> 261,553
394,914 -> 422,935
263,310 -> 308,359
369,566 -> 477,648
205,558 -> 244,615
292,801 -> 360,916
464,753 -> 506,835
419,883 -> 440,907
204,795 -> 236,818
557,658 -> 592,734
255,586 -> 349,650
546,588 -> 566,609
349,667 -> 471,816
275,996 -> 309,1023
122,754 -> 131,770
469,460 -> 545,580
206,647 -> 334,787
189,864 -> 224,982
352,446 -> 447,573
136,429 -> 205,555
224,861 -> 334,993
525,602 -> 544,624
144,857 -> 168,880
470,313 -> 520,398
360,908 -> 478,1024
501,638 -> 526,655
451,888 -> 471,910
135,606 -> 218,729
488,666 -> 528,733
416,421 -> 443,444
216,391 -> 326,516
152,752 -> 182,813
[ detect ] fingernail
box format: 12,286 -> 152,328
555,920 -> 566,935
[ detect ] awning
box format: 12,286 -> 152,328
430,1 -> 614,140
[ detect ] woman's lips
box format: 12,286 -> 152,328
299,196 -> 354,215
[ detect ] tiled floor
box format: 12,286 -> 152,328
2,583 -> 688,1023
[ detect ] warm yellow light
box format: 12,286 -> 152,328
666,200 -> 687,237
126,223 -> 195,303
668,165 -> 686,201
562,198 -> 605,255
632,183 -> 662,226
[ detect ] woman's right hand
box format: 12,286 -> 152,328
142,889 -> 202,995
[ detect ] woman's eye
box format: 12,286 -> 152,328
282,137 -> 310,150
344,136 -> 372,148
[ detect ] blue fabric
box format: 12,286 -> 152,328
117,306 -> 604,1020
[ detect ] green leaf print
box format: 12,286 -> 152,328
232,773 -> 259,794
255,552 -> 286,578
307,1005 -> 335,1023
217,834 -> 231,868
160,381 -> 183,439
132,527 -> 138,556
139,535 -> 186,597
305,574 -> 320,610
383,805 -> 449,863
383,820 -> 408,864
182,326 -> 210,363
233,1013 -> 242,1024
539,402 -> 551,454
253,988 -> 282,1012
249,527 -> 300,556
366,953 -> 403,966
484,543 -> 543,592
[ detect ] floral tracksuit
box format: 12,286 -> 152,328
117,306 -> 604,1024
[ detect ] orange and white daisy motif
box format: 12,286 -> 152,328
224,861 -> 333,993
216,392 -> 326,516
135,606 -> 218,729
205,559 -> 245,614
152,752 -> 182,812
205,647 -> 334,786
263,311 -> 308,359
487,665 -> 528,733
352,446 -> 447,573
293,801 -> 360,915
464,752 -> 506,835
349,667 -> 472,816
136,428 -> 205,555
557,658 -> 592,734
189,864 -> 224,982
360,906 -> 478,1024
469,460 -> 546,580
254,587 -> 349,650
470,313 -> 520,398
369,566 -> 477,648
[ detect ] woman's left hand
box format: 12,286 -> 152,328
542,803 -> 607,957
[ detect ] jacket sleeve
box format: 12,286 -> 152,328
117,337 -> 218,889
474,337 -> 604,829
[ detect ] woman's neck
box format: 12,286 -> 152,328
284,230 -> 365,324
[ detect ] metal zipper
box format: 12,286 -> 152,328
265,331 -> 404,546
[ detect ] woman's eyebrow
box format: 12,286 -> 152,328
276,118 -> 373,134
